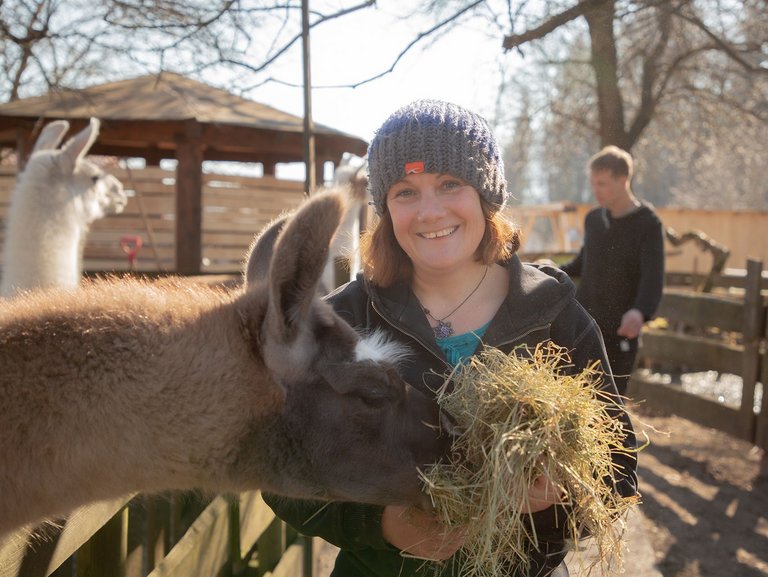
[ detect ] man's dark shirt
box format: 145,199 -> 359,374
560,204 -> 665,338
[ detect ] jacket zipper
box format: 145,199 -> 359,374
491,323 -> 552,350
370,299 -> 446,365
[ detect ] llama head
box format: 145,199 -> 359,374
27,118 -> 127,224
332,153 -> 369,203
239,190 -> 449,506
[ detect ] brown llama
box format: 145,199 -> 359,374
0,190 -> 448,538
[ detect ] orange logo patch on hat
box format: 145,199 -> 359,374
404,161 -> 425,175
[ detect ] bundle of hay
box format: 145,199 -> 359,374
421,343 -> 638,577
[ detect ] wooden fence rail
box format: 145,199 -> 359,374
0,492 -> 309,577
0,166 -> 306,275
630,258 -> 767,461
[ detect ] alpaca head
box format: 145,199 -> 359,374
0,119 -> 128,297
332,153 -> 368,203
25,118 -> 127,225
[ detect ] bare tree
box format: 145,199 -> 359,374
501,0 -> 767,150
0,0 -> 378,103
0,0 -> 116,101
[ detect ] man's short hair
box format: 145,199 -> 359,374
588,145 -> 633,179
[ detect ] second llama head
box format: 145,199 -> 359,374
1,118 -> 127,297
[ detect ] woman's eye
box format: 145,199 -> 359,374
441,179 -> 462,191
393,188 -> 414,199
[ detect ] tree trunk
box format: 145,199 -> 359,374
584,0 -> 629,150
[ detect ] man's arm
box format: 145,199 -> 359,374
632,215 -> 665,321
559,246 -> 584,279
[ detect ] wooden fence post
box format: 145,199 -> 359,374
740,259 -> 765,442
753,260 -> 768,478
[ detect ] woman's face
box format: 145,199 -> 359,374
385,172 -> 486,274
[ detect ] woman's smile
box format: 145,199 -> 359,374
419,226 -> 458,240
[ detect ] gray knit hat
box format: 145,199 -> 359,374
366,99 -> 508,216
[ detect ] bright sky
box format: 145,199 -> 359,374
242,3 -> 521,146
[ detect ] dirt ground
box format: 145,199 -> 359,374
630,404 -> 768,577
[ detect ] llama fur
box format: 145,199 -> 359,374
1,118 -> 127,297
320,154 -> 369,292
0,190 -> 447,538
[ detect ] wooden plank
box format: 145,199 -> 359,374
756,319 -> 768,453
202,220 -> 277,234
90,217 -> 176,232
202,231 -> 259,246
75,508 -> 128,577
628,375 -> 753,442
238,493 -> 277,558
738,260 -> 765,439
256,519 -> 287,576
639,330 -> 744,375
0,496 -> 133,577
148,496 -> 231,577
656,290 -> 744,333
81,259 -> 174,273
268,543 -> 304,577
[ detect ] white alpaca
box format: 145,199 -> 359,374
320,154 -> 369,293
0,190 -> 447,538
1,118 -> 127,298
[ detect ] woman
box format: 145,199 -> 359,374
264,100 -> 637,577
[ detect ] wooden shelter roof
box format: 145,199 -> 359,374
0,72 -> 367,164
0,73 -> 368,275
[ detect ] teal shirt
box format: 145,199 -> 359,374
434,322 -> 491,366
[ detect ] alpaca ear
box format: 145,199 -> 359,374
243,214 -> 289,286
266,191 -> 345,342
31,121 -> 70,154
58,118 -> 100,174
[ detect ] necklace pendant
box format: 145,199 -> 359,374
433,319 -> 454,339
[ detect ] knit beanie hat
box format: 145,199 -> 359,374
366,99 -> 508,216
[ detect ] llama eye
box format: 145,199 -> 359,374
91,175 -> 100,183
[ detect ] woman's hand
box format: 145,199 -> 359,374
518,475 -> 565,514
382,505 -> 466,560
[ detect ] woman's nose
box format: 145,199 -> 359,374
417,191 -> 446,220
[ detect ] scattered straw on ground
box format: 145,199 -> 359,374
420,342 -> 638,577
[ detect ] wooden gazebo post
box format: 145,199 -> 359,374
175,120 -> 204,275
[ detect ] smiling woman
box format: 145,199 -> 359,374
262,99 -> 637,577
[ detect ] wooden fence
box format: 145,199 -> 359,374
0,491 -> 313,577
630,259 -> 768,465
512,203 -> 768,278
0,166 -> 306,275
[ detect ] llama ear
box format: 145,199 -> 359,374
31,121 -> 70,153
266,190 -> 346,342
58,118 -> 100,174
243,214 -> 289,286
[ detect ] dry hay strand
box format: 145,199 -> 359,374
421,342 -> 639,577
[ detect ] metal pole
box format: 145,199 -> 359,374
302,0 -> 316,196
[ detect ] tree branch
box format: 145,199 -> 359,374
256,0 -> 485,90
673,6 -> 768,75
502,0 -> 611,51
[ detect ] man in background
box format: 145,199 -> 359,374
560,146 -> 665,396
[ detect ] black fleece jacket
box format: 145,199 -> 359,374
264,255 -> 637,577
